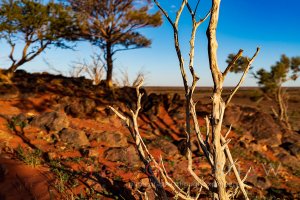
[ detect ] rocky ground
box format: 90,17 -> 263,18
0,70 -> 299,199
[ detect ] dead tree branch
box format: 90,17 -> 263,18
225,48 -> 260,106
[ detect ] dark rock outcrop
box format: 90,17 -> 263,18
224,106 -> 282,146
30,111 -> 69,132
60,128 -> 90,147
89,131 -> 128,147
104,146 -> 141,166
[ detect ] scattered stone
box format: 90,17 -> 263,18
281,132 -> 300,158
275,151 -> 300,172
47,152 -> 58,160
60,128 -> 90,147
0,84 -> 19,99
66,98 -> 96,117
104,146 -> 141,166
225,106 -> 282,147
280,142 -> 300,158
30,111 -> 69,132
89,131 -> 128,147
88,148 -> 100,158
149,137 -> 178,157
256,176 -> 272,190
224,106 -> 243,126
266,187 -> 294,199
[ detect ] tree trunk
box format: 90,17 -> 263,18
206,0 -> 229,198
277,87 -> 284,121
0,65 -> 18,83
277,87 -> 291,129
106,44 -> 113,88
7,65 -> 19,75
211,90 -> 228,200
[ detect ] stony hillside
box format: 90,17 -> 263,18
0,70 -> 299,199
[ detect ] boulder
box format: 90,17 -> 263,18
275,151 -> 300,172
266,187 -> 294,199
225,106 -> 282,147
104,146 -> 141,166
57,96 -> 96,118
30,111 -> 69,132
224,106 -> 243,126
149,137 -> 178,157
0,83 -> 19,99
60,128 -> 90,147
280,142 -> 300,158
89,131 -> 128,147
281,132 -> 300,158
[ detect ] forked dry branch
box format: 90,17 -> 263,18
110,0 -> 259,199
110,79 -> 199,200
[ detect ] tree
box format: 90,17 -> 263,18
67,0 -> 162,88
254,55 -> 300,129
0,0 -> 78,80
110,0 -> 260,199
227,54 -> 300,129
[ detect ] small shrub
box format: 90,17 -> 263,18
16,145 -> 42,167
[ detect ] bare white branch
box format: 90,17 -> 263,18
225,47 -> 260,106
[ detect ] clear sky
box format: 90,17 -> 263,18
1,0 -> 300,86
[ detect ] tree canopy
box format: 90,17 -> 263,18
254,55 -> 300,94
0,0 -> 78,76
227,53 -> 300,128
67,0 -> 163,87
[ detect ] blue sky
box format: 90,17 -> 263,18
1,0 -> 300,86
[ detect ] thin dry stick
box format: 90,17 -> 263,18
110,79 -> 203,199
221,136 -> 251,200
223,49 -> 244,78
154,0 -> 188,92
225,48 -> 260,106
190,102 -> 214,165
187,148 -> 209,190
109,80 -> 168,199
154,1 -> 213,195
153,1 -> 259,199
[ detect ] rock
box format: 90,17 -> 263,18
275,151 -> 300,172
246,112 -> 282,146
0,83 -> 19,99
224,106 -> 243,126
30,111 -> 69,132
149,137 -> 178,157
255,176 -> 272,190
68,98 -> 96,117
280,142 -> 300,158
142,93 -> 162,116
104,146 -> 141,166
88,148 -> 100,158
60,128 -> 90,147
58,96 -> 96,118
137,178 -> 156,200
47,152 -> 59,160
266,187 -> 294,199
281,132 -> 300,158
89,131 -> 128,147
225,106 -> 282,147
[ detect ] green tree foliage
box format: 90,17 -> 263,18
227,53 -> 300,129
254,55 -> 300,95
0,0 -> 78,77
226,53 -> 251,73
67,0 -> 163,88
